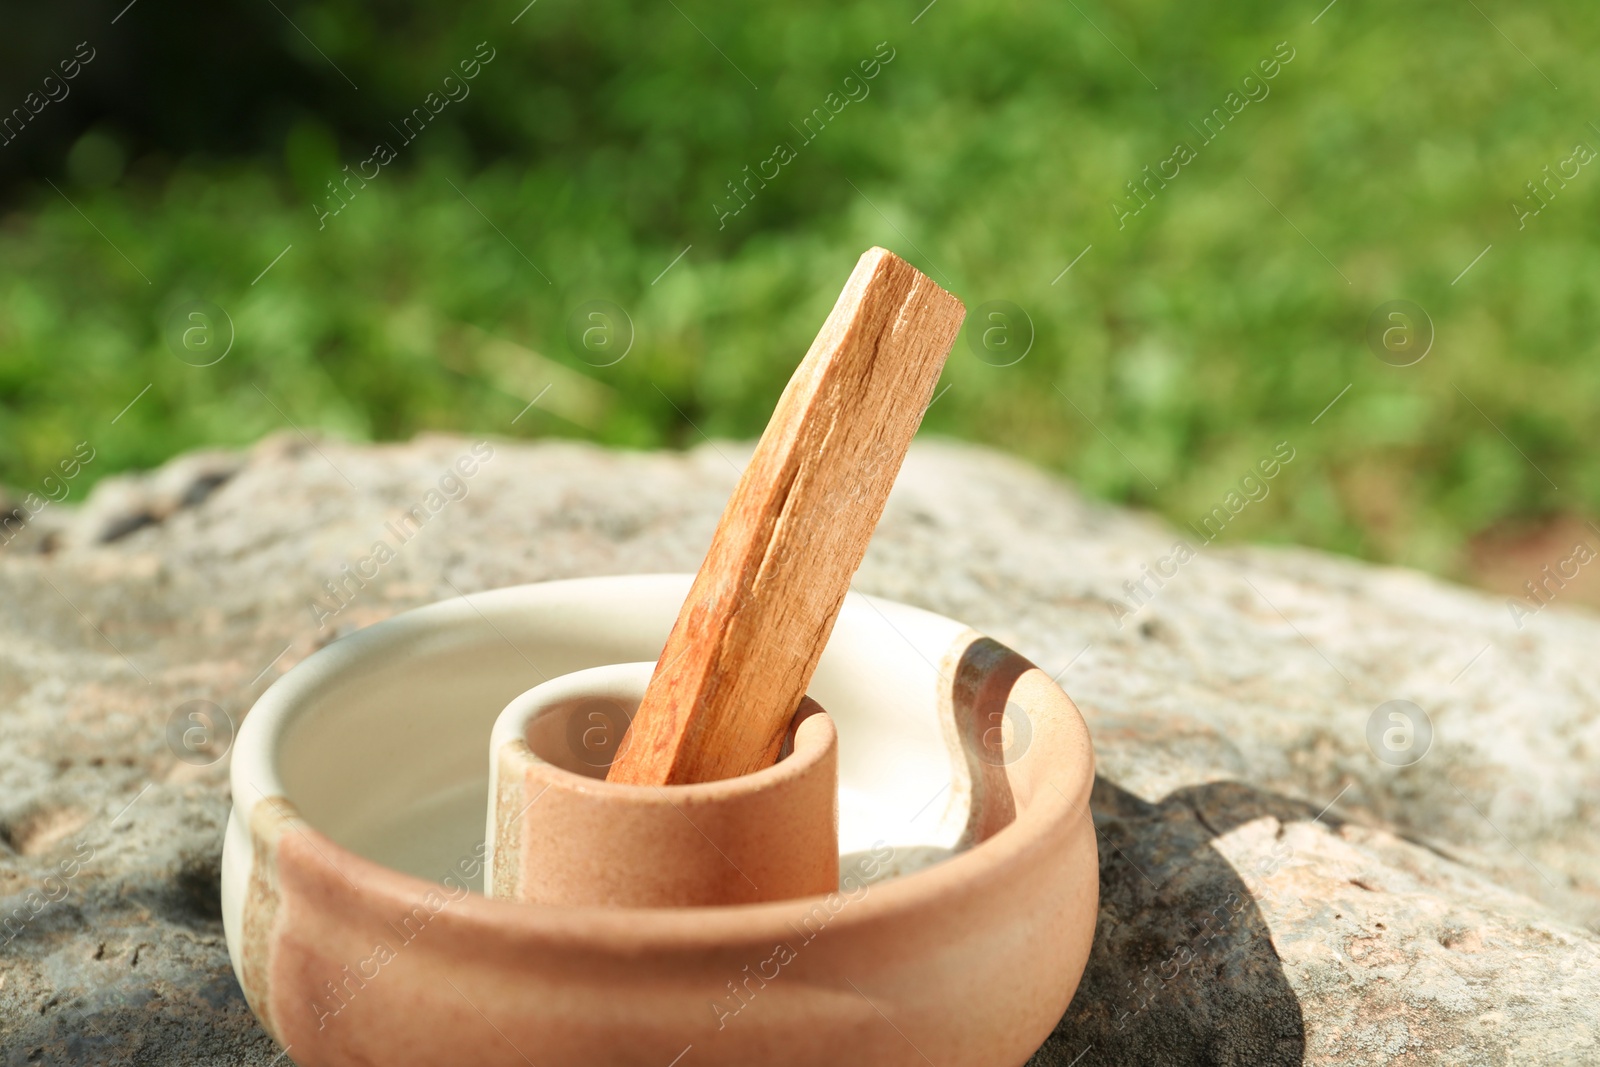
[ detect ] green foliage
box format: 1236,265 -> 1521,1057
1,0 -> 1595,578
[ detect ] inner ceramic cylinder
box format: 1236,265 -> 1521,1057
488,662 -> 841,905
255,575 -> 974,894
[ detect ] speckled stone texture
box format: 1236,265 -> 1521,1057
2,433 -> 1597,1066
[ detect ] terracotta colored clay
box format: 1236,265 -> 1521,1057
223,575 -> 1098,1067
487,661 -> 840,907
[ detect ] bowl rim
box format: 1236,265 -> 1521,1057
229,574 -> 1096,948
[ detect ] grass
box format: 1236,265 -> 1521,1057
1,0 -> 1597,580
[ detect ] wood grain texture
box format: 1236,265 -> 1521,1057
606,247 -> 965,785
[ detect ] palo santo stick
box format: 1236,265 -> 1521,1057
607,248 -> 965,786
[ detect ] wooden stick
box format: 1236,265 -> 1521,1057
607,248 -> 965,786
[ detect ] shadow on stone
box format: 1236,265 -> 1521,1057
1029,777 -> 1310,1066
3,968 -> 274,1067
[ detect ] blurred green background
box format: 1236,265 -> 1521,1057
0,0 -> 1594,587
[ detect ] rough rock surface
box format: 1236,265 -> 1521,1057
2,432 -> 1598,1066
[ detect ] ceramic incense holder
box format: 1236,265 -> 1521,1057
223,574 -> 1099,1066
487,661 -> 841,908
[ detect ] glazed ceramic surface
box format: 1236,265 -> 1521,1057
223,574 -> 1098,1066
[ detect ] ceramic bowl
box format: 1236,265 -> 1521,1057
223,574 -> 1098,1067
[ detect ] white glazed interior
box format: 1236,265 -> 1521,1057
223,575 -> 976,977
